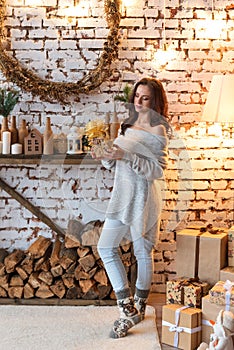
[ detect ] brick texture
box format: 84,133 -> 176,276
0,0 -> 234,291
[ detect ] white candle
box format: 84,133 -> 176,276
2,131 -> 11,155
0,141 -> 2,154
11,143 -> 22,155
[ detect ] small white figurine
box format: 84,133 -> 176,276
197,310 -> 234,350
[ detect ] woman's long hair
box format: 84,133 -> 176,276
120,77 -> 172,136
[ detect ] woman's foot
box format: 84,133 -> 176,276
134,294 -> 147,320
110,296 -> 141,338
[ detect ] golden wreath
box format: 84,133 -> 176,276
0,0 -> 121,103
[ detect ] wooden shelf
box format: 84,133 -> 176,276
0,153 -> 99,165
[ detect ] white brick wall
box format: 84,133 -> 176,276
0,0 -> 233,291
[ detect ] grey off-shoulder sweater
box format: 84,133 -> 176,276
101,128 -> 168,245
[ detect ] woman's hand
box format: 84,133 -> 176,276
103,145 -> 124,160
91,145 -> 124,160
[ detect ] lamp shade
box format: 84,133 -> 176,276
202,75 -> 234,122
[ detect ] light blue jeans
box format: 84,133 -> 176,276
97,218 -> 154,294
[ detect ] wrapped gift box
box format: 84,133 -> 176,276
162,304 -> 202,350
228,226 -> 234,266
220,266 -> 234,282
176,226 -> 228,286
166,277 -> 209,308
209,280 -> 234,307
202,295 -> 234,344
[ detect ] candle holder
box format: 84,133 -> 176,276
67,126 -> 83,154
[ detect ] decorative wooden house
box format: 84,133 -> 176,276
24,128 -> 42,155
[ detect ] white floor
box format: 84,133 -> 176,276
0,305 -> 161,350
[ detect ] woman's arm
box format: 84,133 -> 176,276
123,152 -> 164,181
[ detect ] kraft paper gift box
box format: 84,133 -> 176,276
201,295 -> 234,344
166,277 -> 210,308
209,280 -> 234,306
176,226 -> 228,286
228,226 -> 234,266
162,304 -> 202,350
220,266 -> 234,282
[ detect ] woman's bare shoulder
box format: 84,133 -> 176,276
151,124 -> 166,137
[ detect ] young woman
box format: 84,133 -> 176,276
92,77 -> 171,338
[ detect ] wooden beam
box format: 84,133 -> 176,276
0,177 -> 65,238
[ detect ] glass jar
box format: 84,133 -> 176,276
53,133 -> 67,154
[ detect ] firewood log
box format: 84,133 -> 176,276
66,285 -> 82,299
16,266 -> 28,281
110,290 -> 116,300
82,286 -> 99,300
97,284 -> 112,299
8,286 -> 23,298
9,275 -> 24,287
28,272 -> 41,289
91,246 -> 100,261
79,279 -> 95,294
66,262 -> 77,274
38,271 -> 53,286
34,257 -> 50,272
77,246 -> 90,258
87,266 -> 98,279
62,273 -> 75,289
20,256 -> 34,275
51,265 -> 63,277
23,283 -> 35,299
0,286 -> 7,297
59,247 -> 78,270
78,254 -> 96,272
27,236 -> 52,259
4,249 -> 25,273
81,220 -> 103,247
74,265 -> 90,280
35,283 -> 54,298
94,268 -> 108,286
50,279 -> 66,299
0,262 -> 6,276
66,219 -> 84,243
65,236 -> 80,249
50,237 -> 62,267
0,275 -> 8,290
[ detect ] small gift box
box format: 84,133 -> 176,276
162,304 -> 202,350
166,277 -> 210,308
184,280 -> 210,308
209,280 -> 234,308
201,295 -> 234,343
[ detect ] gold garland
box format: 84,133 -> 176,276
0,0 -> 121,103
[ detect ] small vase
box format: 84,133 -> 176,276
18,119 -> 28,153
1,116 -> 9,141
110,112 -> 120,139
10,115 -> 18,144
43,117 -> 54,155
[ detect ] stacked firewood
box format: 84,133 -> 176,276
0,220 -> 135,300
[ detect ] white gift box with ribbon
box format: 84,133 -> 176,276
162,304 -> 202,350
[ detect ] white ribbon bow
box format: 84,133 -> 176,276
224,279 -> 234,311
162,305 -> 201,347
